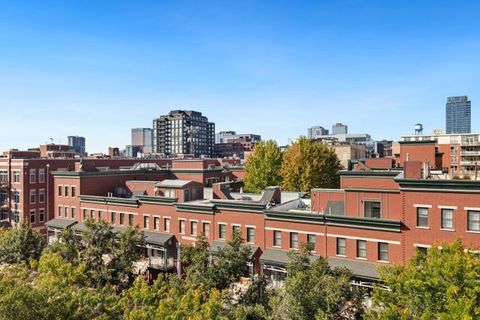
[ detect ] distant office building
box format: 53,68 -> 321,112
131,128 -> 153,154
332,123 -> 348,135
215,131 -> 236,144
67,136 -> 86,154
446,96 -> 471,134
308,126 -> 329,139
125,145 -> 142,158
108,147 -> 120,158
375,140 -> 393,158
214,132 -> 261,158
313,132 -> 377,158
40,144 -> 76,159
153,110 -> 215,157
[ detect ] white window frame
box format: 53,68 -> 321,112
29,169 -> 36,184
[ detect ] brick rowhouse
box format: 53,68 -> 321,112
47,158 -> 480,286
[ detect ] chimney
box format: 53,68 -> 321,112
404,161 -> 423,179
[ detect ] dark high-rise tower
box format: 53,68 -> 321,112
446,96 -> 471,134
153,110 -> 215,157
67,136 -> 86,154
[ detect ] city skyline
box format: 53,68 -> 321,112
1,1 -> 480,153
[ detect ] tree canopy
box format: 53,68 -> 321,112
243,140 -> 283,193
47,219 -> 145,289
367,240 -> 480,319
270,244 -> 365,319
281,137 -> 341,193
0,223 -> 45,265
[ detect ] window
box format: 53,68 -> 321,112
191,221 -> 198,236
58,185 -> 62,196
290,232 -> 298,249
30,189 -> 36,204
164,218 -> 171,232
378,242 -> 389,261
179,220 -> 186,234
232,225 -> 240,236
13,171 -> 20,183
111,212 -> 116,224
307,234 -> 316,251
39,189 -> 45,203
13,211 -> 19,223
416,246 -> 428,255
13,190 -> 20,203
82,209 -> 87,221
58,206 -> 62,217
29,169 -> 36,183
38,169 -> 45,183
64,186 -> 69,197
364,201 -> 381,219
441,209 -> 454,229
71,207 -> 75,219
153,217 -> 160,230
246,227 -> 255,243
203,222 -> 210,236
165,188 -> 175,197
357,240 -> 367,258
468,211 -> 480,232
128,214 -> 134,226
336,238 -> 346,256
143,216 -> 149,229
0,171 -> 8,183
30,210 -> 35,224
219,224 -> 226,239
64,207 -> 68,218
273,230 -> 282,247
71,186 -> 76,197
90,210 -> 94,220
98,211 -> 103,221
416,207 -> 429,228
39,209 -> 45,222
0,190 -> 7,205
120,213 -> 125,225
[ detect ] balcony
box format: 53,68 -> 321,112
461,141 -> 480,146
0,181 -> 8,189
461,151 -> 480,156
460,160 -> 480,166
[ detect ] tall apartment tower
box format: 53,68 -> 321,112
446,96 -> 471,134
67,136 -> 86,154
308,126 -> 329,139
332,123 -> 348,135
131,128 -> 153,154
153,110 -> 215,158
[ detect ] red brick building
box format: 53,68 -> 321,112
1,153 -> 244,234
46,159 -> 480,286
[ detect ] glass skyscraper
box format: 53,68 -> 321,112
446,96 -> 471,134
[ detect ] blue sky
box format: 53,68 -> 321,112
1,1 -> 480,153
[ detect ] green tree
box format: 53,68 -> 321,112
213,232 -> 252,290
366,240 -> 480,319
0,223 -> 45,264
183,234 -> 215,289
280,137 -> 341,193
183,232 -> 251,291
48,219 -> 145,289
109,226 -> 146,288
119,275 -> 227,320
271,244 -> 364,320
243,140 -> 283,193
0,253 -> 122,320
